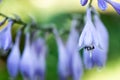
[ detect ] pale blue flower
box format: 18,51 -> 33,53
7,31 -> 21,79
66,19 -> 83,80
0,20 -> 13,53
20,33 -> 35,80
94,14 -> 109,53
78,8 -> 99,50
31,38 -> 47,80
53,27 -> 69,80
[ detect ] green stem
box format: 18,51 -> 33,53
89,0 -> 93,7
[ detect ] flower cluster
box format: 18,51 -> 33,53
1,0 -> 119,79
80,0 -> 120,14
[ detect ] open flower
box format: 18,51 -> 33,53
0,20 -> 13,53
7,31 -> 21,79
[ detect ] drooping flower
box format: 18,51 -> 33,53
7,31 -> 21,79
106,0 -> 120,15
31,37 -> 47,80
53,27 -> 69,80
81,8 -> 109,69
20,33 -> 35,80
78,8 -> 99,50
98,0 -> 108,10
66,19 -> 83,80
66,19 -> 79,55
0,20 -> 13,53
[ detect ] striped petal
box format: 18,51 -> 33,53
106,0 -> 120,14
83,46 -> 107,69
98,0 -> 108,10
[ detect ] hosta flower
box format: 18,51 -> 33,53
78,8 -> 99,50
80,8 -> 109,69
106,0 -> 120,15
66,19 -> 83,80
20,33 -> 35,80
66,19 -> 79,55
7,31 -> 21,79
31,38 -> 47,80
0,20 -> 13,53
53,28 -> 69,80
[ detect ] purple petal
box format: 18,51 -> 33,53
31,38 -> 47,56
0,20 -> 13,52
80,0 -> 88,6
94,14 -> 109,52
83,46 -> 107,69
106,0 -> 120,14
79,8 -> 99,49
7,31 -> 21,78
66,19 -> 79,54
98,0 -> 108,10
72,50 -> 83,80
31,38 -> 47,79
53,28 -> 69,79
20,33 -> 35,79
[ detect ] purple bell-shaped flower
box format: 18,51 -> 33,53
0,20 -> 13,54
7,31 -> 21,79
31,38 -> 47,80
53,27 -> 69,80
78,8 -> 99,50
66,19 -> 83,80
20,33 -> 35,80
81,8 -> 109,69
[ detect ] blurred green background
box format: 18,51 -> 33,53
0,0 -> 120,80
